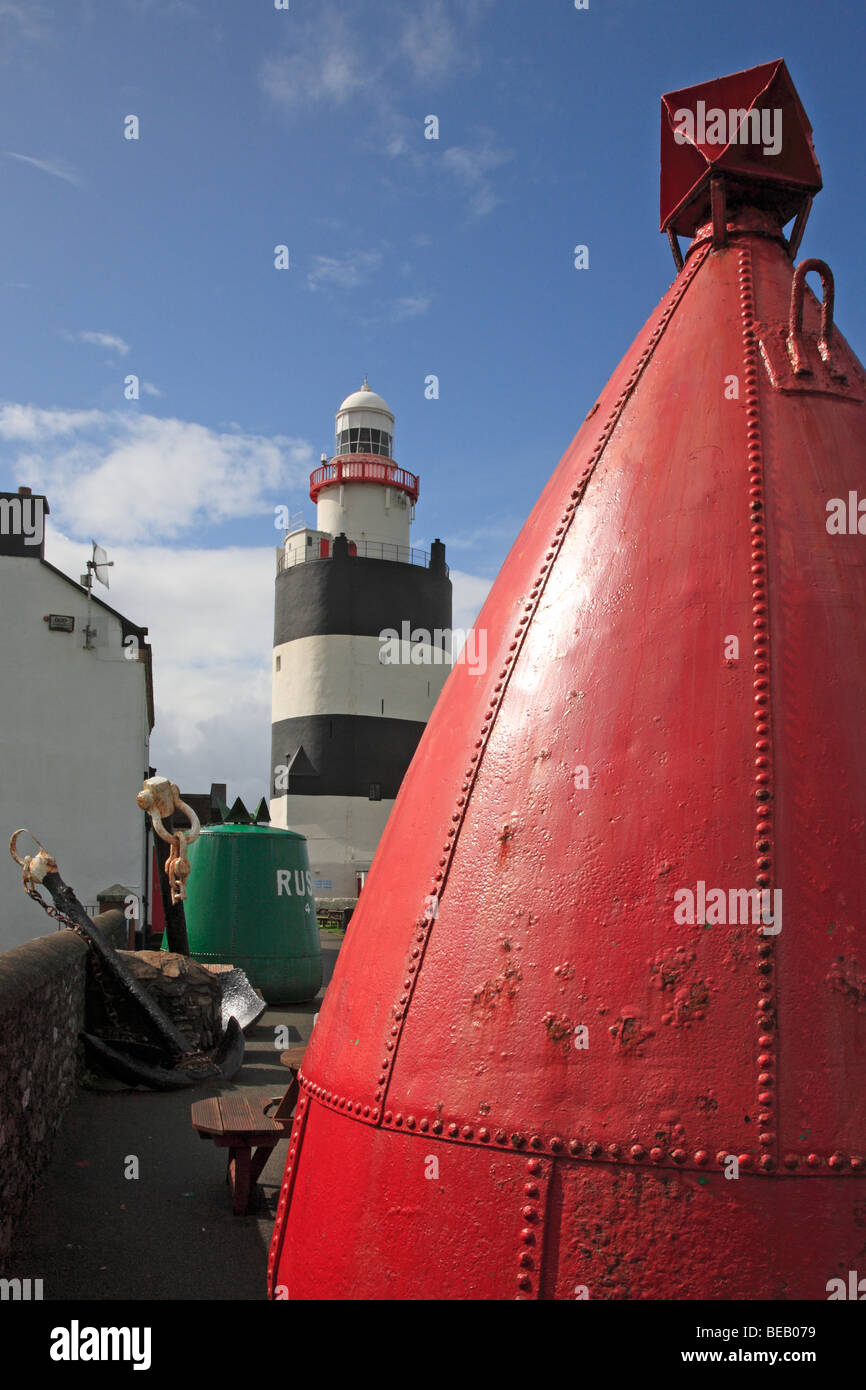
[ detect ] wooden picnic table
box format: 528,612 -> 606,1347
279,1045 -> 307,1071
190,1047 -> 304,1214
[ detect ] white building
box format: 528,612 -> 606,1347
270,381 -> 452,901
0,488 -> 154,949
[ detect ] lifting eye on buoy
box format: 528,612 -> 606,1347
787,258 -> 835,375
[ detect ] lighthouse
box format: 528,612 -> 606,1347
270,380 -> 452,903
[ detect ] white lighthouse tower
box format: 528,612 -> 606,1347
270,379 -> 452,904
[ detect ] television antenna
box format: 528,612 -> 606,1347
80,541 -> 114,649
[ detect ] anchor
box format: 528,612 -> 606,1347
9,796 -> 251,1091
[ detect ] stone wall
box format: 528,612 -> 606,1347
0,911 -> 125,1266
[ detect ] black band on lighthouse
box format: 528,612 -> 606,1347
274,554 -> 452,646
271,713 -> 428,800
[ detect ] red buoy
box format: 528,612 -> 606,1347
269,61 -> 866,1300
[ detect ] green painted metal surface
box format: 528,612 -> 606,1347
174,824 -> 323,1003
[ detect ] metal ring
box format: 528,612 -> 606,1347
173,795 -> 201,847
788,257 -> 835,374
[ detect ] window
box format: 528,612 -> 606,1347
369,783 -> 382,802
336,428 -> 393,458
275,655 -> 281,672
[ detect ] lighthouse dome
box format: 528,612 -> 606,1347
338,385 -> 393,416
335,377 -> 395,459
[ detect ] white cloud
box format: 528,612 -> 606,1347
48,534 -> 272,668
385,131 -> 410,158
446,519 -> 521,552
443,145 -> 504,184
259,9 -> 376,116
258,5 -> 508,219
0,2 -> 49,43
441,135 -> 513,219
75,330 -> 131,356
125,0 -> 199,16
0,403 -> 314,543
450,568 -> 492,635
40,530 -> 495,811
150,698 -> 272,811
399,0 -> 495,84
306,250 -> 383,291
0,403 -> 106,442
142,381 -> 163,397
381,120 -> 513,220
400,1 -> 464,82
4,152 -> 82,187
47,529 -> 274,807
392,295 -> 431,321
259,1 -> 493,115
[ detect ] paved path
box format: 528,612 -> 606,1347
4,930 -> 343,1301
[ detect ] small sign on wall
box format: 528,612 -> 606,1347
44,614 -> 75,632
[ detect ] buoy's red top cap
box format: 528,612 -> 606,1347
660,59 -> 822,237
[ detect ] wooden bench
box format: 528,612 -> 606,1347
191,1052 -> 304,1215
279,1044 -> 307,1073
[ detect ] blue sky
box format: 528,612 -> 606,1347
2,0 -> 865,802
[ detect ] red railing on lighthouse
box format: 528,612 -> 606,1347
309,455 -> 420,504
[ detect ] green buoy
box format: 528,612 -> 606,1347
166,797 -> 323,1004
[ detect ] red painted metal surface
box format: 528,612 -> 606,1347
309,456 -> 420,503
271,64 -> 866,1299
660,58 -> 821,237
